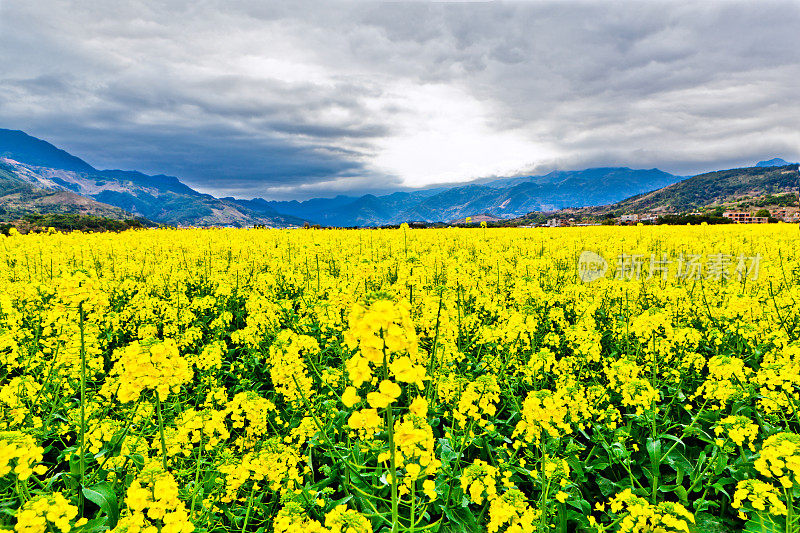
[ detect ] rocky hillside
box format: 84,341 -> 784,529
607,164 -> 799,214
0,163 -> 131,221
0,129 -> 305,227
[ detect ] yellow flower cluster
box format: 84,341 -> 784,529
103,339 -> 193,403
273,501 -> 331,533
112,466 -> 193,533
343,299 -> 422,387
487,489 -> 539,533
224,391 -> 277,450
323,505 -> 373,533
606,489 -> 695,533
164,407 -> 230,457
391,408 -> 441,492
188,339 -> 226,371
454,374 -> 500,430
14,493 -> 83,533
513,389 -> 571,444
267,330 -> 318,405
732,479 -> 787,519
0,432 -> 45,480
692,354 -> 752,409
714,415 -> 759,450
273,502 -> 372,533
218,439 -> 302,502
755,343 -> 800,415
461,459 -> 499,505
754,432 -> 800,487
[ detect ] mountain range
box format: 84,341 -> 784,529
0,128 -> 795,227
226,167 -> 681,226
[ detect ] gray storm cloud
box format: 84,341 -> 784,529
0,0 -> 798,199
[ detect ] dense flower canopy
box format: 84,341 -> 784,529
0,224 -> 799,532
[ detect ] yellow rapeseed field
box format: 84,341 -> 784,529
1,224 -> 800,533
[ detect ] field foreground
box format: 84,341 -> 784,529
2,225 -> 800,533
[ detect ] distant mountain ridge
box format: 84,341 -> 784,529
0,129 -> 96,173
756,158 -> 795,167
234,167 -> 681,226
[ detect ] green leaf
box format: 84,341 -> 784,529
327,495 -> 353,512
567,498 -> 591,514
646,437 -> 662,466
744,512 -> 785,533
596,476 -> 620,497
660,434 -> 685,450
693,512 -> 729,533
711,482 -> 731,498
72,517 -> 108,533
713,451 -> 729,475
69,453 -> 81,476
664,449 -> 693,484
82,482 -> 120,528
439,438 -> 459,465
125,453 -> 145,468
442,506 -> 482,533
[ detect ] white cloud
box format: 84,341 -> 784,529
0,0 -> 798,199
370,82 -> 555,186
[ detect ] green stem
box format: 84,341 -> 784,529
156,392 -> 168,470
382,340 -> 400,533
410,478 -> 416,533
78,301 -> 87,513
190,430 -> 204,520
241,482 -> 258,533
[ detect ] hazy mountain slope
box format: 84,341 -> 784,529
756,158 -> 793,167
247,195 -> 359,219
485,167 -> 677,190
243,189 -> 444,226
385,167 -> 681,223
236,190 -> 443,226
240,168 -> 680,226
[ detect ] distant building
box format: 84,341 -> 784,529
545,218 -> 565,227
448,213 -> 503,225
620,213 -> 658,224
722,212 -> 768,224
772,209 -> 799,221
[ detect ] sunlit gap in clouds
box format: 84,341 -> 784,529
370,82 -> 557,187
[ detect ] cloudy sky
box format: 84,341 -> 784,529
1,1 -> 798,199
